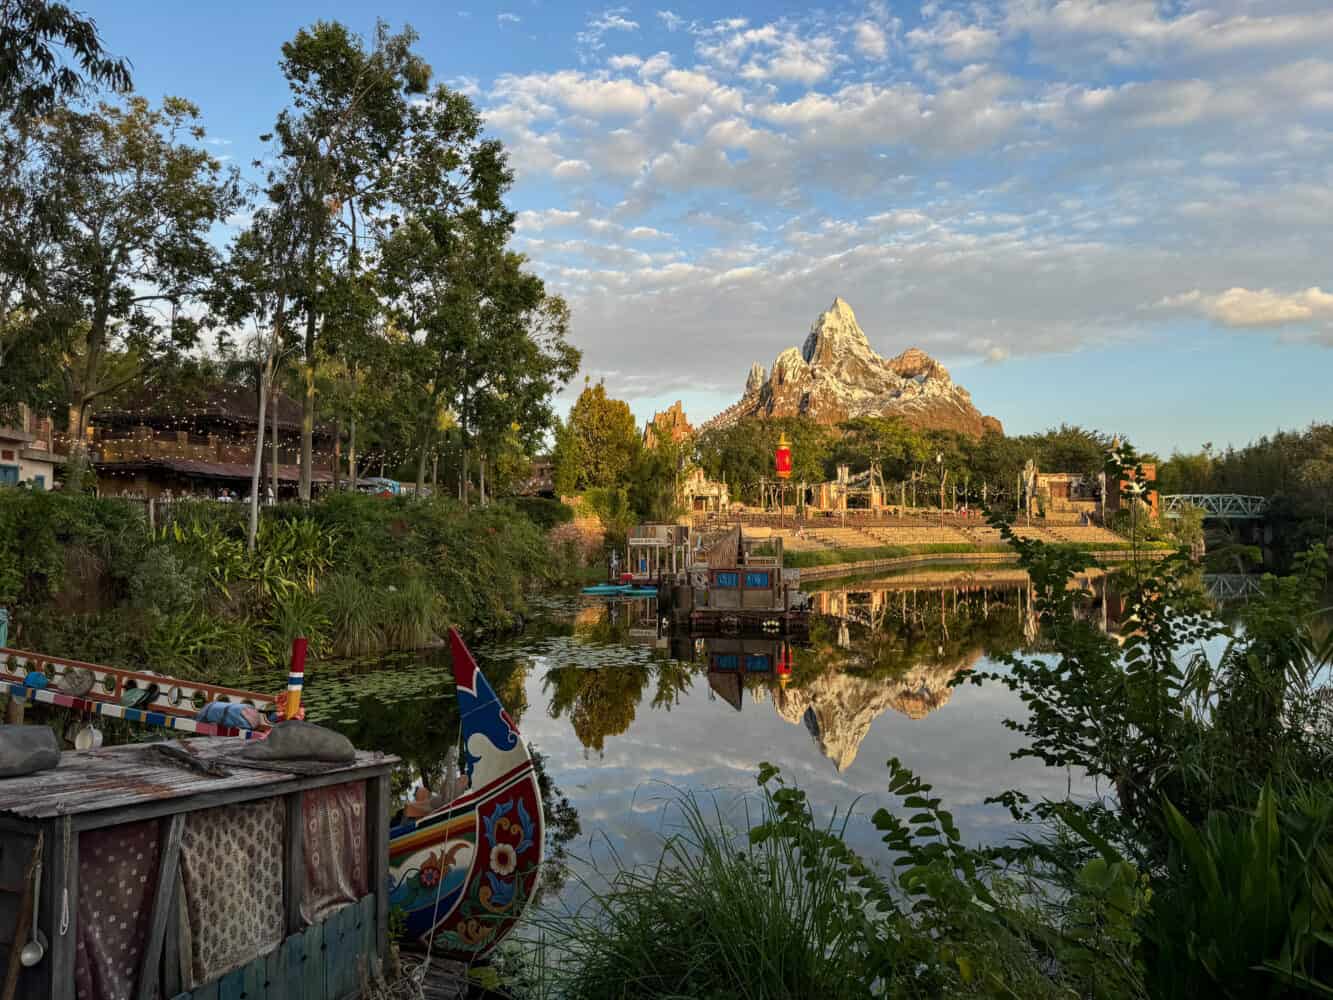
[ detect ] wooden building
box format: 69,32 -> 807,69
88,387 -> 336,499
0,737 -> 393,1000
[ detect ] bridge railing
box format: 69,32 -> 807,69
1161,494 -> 1269,519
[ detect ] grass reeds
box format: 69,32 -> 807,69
521,790 -> 881,1000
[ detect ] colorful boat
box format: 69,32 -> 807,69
387,628 -> 544,958
0,646 -> 284,738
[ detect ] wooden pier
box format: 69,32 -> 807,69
0,737 -> 396,1000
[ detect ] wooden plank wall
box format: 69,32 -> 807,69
169,894 -> 376,1000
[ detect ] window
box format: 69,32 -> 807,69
32,475 -> 45,491
0,466 -> 17,485
0,450 -> 12,461
744,571 -> 770,588
714,571 -> 739,588
745,654 -> 772,671
713,654 -> 739,670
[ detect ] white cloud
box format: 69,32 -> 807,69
853,21 -> 888,60
552,159 -> 593,179
1161,286 -> 1333,328
497,12 -> 520,26
657,10 -> 685,32
577,7 -> 641,57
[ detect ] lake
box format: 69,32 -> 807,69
275,565 -> 1132,902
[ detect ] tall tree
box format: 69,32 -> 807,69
267,20 -> 429,500
28,96 -> 241,487
0,0 -> 130,117
555,381 -> 641,495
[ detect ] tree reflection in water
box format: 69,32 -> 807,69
541,571 -> 1128,774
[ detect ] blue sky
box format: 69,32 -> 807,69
90,1 -> 1331,455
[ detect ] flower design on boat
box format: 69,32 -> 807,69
419,852 -> 443,889
489,842 -> 517,876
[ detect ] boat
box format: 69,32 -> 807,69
581,583 -> 659,597
2,628 -> 546,960
387,628 -> 544,958
0,646 -> 288,738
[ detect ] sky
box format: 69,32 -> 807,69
87,0 -> 1332,455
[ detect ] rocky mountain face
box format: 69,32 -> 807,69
768,654 -> 979,771
705,298 -> 1002,438
643,399 -> 693,449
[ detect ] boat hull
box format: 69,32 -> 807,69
387,628 -> 545,958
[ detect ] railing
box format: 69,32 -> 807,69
1202,574 -> 1265,601
1162,494 -> 1269,519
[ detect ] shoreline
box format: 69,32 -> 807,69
794,546 -> 1172,582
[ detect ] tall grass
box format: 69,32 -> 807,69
520,791 -> 884,1000
319,573 -> 386,657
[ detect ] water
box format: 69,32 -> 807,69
240,568 -> 1131,899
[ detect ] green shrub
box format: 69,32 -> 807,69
511,496 -> 575,531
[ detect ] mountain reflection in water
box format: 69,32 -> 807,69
258,571 -> 1127,895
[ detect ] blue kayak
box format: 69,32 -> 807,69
581,584 -> 659,597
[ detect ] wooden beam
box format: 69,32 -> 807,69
136,813 -> 186,1000
365,776 -> 390,970
162,868 -> 183,999
1,835 -> 41,1000
284,792 -> 304,936
46,819 -> 78,1000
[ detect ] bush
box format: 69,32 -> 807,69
511,496 -> 575,531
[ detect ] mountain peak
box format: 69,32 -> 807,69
802,296 -> 872,365
702,298 -> 1003,438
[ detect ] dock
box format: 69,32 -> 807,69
0,737 -> 396,1000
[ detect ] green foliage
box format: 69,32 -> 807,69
1144,782 -> 1333,998
553,382 -> 642,494
0,488 -> 558,676
0,0 -> 132,117
510,496 -> 574,531
580,486 -> 634,553
695,416 -> 834,502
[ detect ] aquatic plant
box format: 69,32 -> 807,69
319,573 -> 387,657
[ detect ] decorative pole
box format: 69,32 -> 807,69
775,432 -> 792,528
285,636 -> 308,721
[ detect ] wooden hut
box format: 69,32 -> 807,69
0,737 -> 395,1000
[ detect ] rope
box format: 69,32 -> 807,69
59,816 -> 71,936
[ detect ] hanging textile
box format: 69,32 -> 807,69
179,799 -> 285,986
75,820 -> 162,1000
300,781 -> 368,924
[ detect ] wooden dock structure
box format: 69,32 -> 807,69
0,737 -> 396,1000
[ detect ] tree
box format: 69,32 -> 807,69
0,0 -> 130,118
0,117 -> 72,416
268,20 -> 430,500
28,96 -> 241,488
695,417 -> 833,503
213,204 -> 307,549
554,381 -> 641,494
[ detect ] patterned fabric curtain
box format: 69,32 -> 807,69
178,799 -> 285,987
75,820 -> 162,1000
300,781 -> 368,924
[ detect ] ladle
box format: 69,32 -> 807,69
19,860 -> 45,967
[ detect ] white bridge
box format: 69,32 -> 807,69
1161,494 -> 1269,519
1202,574 -> 1265,601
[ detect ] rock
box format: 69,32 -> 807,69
643,400 -> 694,448
237,720 -> 356,763
702,297 -> 1003,438
0,725 -> 60,778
